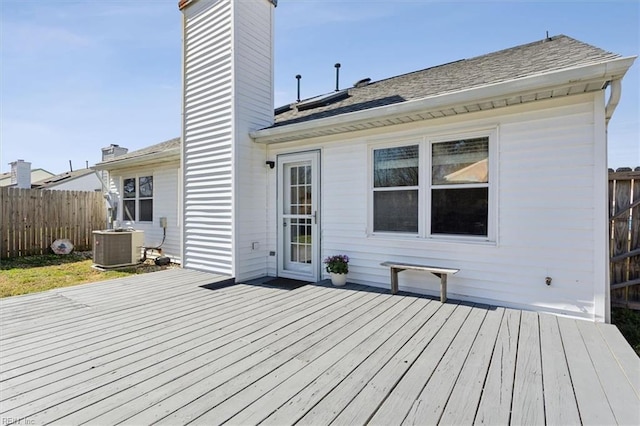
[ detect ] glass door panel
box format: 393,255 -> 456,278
278,152 -> 319,281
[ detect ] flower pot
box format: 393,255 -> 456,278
330,272 -> 347,286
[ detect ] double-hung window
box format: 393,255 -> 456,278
373,145 -> 419,233
371,132 -> 493,240
123,176 -> 153,222
431,137 -> 489,236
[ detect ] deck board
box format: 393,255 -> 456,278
402,306 -> 488,425
596,322 -> 640,397
260,298 -> 436,425
538,313 -> 581,425
557,316 -> 619,425
8,286 -> 335,421
1,269 -> 638,425
473,308 -> 521,425
223,297 -> 425,425
367,304 -> 473,425
576,319 -> 640,425
76,288 -> 369,425
510,310 -> 545,425
438,306 -> 504,425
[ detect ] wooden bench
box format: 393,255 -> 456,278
380,261 -> 459,302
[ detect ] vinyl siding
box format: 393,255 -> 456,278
182,0 -> 234,274
109,162 -> 181,263
232,0 -> 273,281
266,93 -> 607,320
46,173 -> 103,192
182,0 -> 273,278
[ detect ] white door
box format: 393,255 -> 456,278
277,151 -> 320,281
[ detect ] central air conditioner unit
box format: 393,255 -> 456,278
93,230 -> 144,268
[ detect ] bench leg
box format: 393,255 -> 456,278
440,273 -> 447,303
390,268 -> 399,294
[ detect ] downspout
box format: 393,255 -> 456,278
605,78 -> 622,125
93,168 -> 116,229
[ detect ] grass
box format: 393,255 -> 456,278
0,253 -> 139,298
611,307 -> 640,356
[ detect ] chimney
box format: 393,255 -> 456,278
10,159 -> 31,189
100,144 -> 129,189
101,144 -> 128,162
179,0 -> 276,276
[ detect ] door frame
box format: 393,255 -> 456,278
276,150 -> 321,282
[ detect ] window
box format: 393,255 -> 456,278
373,145 -> 419,233
371,132 -> 493,240
123,176 -> 153,222
431,137 -> 489,236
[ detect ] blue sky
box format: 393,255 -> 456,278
1,0 -> 638,175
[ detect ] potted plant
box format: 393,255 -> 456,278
324,254 -> 349,286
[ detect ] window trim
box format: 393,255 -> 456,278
121,174 -> 154,223
368,128 -> 497,243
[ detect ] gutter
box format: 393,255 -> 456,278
93,149 -> 181,171
251,56 -> 636,144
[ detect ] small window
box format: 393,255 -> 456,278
138,176 -> 153,222
122,176 -> 153,222
373,145 -> 419,233
431,137 -> 488,236
123,178 -> 136,222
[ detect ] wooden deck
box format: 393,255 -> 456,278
0,269 -> 638,425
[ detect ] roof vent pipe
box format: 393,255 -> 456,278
296,74 -> 302,102
353,77 -> 371,88
334,63 -> 341,92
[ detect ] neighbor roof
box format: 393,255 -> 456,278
272,35 -> 620,128
94,137 -> 180,170
31,168 -> 98,189
0,168 -> 54,186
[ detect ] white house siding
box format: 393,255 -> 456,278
46,173 -> 102,192
182,0 -> 273,278
266,93 -> 608,320
182,0 -> 234,274
109,163 -> 181,263
232,0 -> 273,281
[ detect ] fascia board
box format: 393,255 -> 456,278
251,56 -> 636,144
93,149 -> 180,171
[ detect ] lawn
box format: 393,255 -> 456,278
0,253 -> 140,298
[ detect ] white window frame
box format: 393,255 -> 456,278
371,142 -> 421,235
121,174 -> 154,223
368,127 -> 497,243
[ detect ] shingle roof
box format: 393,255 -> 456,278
31,168 -> 97,189
273,35 -> 620,128
98,137 -> 180,165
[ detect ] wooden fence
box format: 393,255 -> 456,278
610,167 -> 640,309
0,187 -> 107,259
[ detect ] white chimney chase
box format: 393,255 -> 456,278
10,159 -> 31,189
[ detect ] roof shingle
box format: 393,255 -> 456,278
273,35 -> 619,128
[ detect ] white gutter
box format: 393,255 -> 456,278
251,56 -> 636,144
93,148 -> 181,171
605,78 -> 622,124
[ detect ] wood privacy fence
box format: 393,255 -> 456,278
0,188 -> 106,259
610,167 -> 640,309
